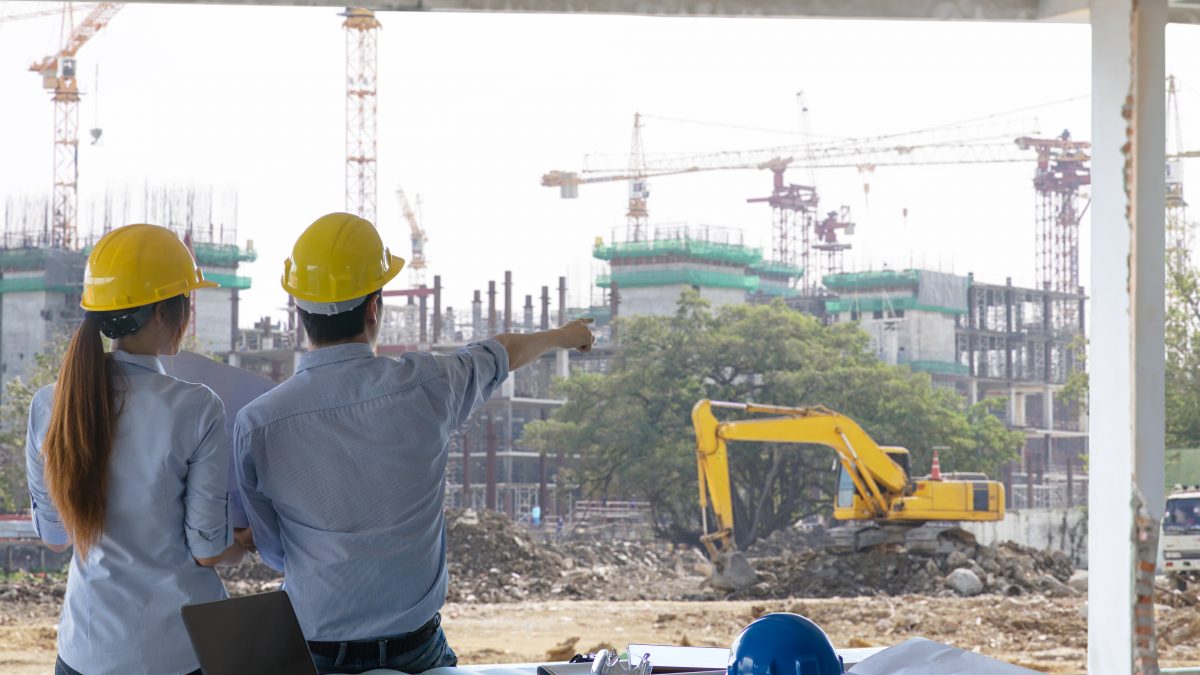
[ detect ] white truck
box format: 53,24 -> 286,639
1161,487 -> 1200,586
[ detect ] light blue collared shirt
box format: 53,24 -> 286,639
234,340 -> 508,641
25,350 -> 232,675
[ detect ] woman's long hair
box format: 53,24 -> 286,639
42,295 -> 189,558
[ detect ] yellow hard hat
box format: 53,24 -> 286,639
81,224 -> 218,312
282,212 -> 404,315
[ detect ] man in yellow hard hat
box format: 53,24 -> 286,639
233,213 -> 594,674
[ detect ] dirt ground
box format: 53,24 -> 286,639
4,596 -> 1200,674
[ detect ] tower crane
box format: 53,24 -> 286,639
29,1 -> 123,250
1,5 -> 97,24
545,131 -> 1036,292
396,187 -> 428,287
1167,75 -> 1190,255
343,7 -> 380,225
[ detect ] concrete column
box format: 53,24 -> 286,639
1089,1 -> 1167,671
967,379 -> 978,407
433,275 -> 442,343
504,271 -> 513,333
418,292 -> 428,344
556,276 -> 569,379
230,288 -> 239,352
472,290 -> 482,339
540,285 -> 550,330
487,281 -> 497,336
557,276 -> 567,325
524,294 -> 534,332
1042,386 -> 1055,432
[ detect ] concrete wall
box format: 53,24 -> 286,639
621,285 -> 744,317
1,284 -> 77,382
192,266 -> 236,354
962,507 -> 1088,568
858,309 -> 958,366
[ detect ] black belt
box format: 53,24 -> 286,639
308,614 -> 441,662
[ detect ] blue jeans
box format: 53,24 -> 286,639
310,625 -> 458,675
55,656 -> 200,675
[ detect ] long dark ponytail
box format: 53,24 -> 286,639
42,294 -> 189,558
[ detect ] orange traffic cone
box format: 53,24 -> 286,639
930,449 -> 943,481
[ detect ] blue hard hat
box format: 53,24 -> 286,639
727,613 -> 843,675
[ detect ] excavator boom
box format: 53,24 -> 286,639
692,399 -> 1005,590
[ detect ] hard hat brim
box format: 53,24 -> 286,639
81,279 -> 220,312
281,253 -> 406,304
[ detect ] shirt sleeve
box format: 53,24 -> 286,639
234,415 -> 286,572
183,390 -> 233,559
25,388 -> 68,546
436,339 -> 510,428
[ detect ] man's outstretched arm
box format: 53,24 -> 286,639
492,318 -> 595,371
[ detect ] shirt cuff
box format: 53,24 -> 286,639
186,522 -> 233,559
32,509 -> 69,546
476,338 -> 511,384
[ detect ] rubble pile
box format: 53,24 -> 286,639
444,509 -> 702,603
743,524 -> 821,558
737,540 -> 1077,600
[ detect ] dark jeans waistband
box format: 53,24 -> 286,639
307,613 -> 441,661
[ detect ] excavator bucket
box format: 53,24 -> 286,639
710,551 -> 757,591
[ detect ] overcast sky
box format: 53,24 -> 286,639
2,3 -> 1200,323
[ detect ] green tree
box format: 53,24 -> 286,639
1166,228 -> 1200,450
0,338 -> 69,512
524,293 -> 1023,546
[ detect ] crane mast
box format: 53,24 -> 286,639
343,7 -> 380,225
29,1 -> 123,250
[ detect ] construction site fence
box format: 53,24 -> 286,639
594,238 -> 763,267
558,499 -> 658,543
1008,480 -> 1089,511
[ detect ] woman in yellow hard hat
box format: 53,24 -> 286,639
25,224 -> 249,675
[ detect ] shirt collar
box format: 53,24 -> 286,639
296,342 -> 376,374
110,349 -> 166,375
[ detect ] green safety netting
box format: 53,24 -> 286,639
0,249 -> 49,272
570,306 -> 612,324
597,269 -> 760,291
193,242 -> 258,267
907,360 -> 970,376
751,261 -> 805,278
206,272 -> 253,290
594,238 -> 762,267
0,276 -> 78,294
823,269 -> 921,290
823,296 -> 963,316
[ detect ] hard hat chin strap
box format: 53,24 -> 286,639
91,304 -> 157,339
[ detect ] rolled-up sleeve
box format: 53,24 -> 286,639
234,416 -> 286,572
437,339 -> 510,427
183,391 -> 232,559
25,388 -> 68,546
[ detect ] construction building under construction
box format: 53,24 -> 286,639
0,189 -> 257,380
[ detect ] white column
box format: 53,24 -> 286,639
556,349 -> 569,379
1088,0 -> 1167,671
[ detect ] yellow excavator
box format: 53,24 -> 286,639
693,399 -> 1006,590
